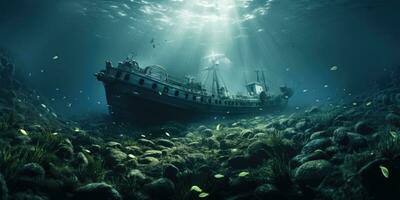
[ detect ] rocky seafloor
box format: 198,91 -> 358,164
1,55 -> 400,200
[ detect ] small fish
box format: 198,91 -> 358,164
52,56 -> 59,60
141,134 -> 146,138
330,65 -> 338,71
324,85 -> 328,88
83,149 -> 91,154
52,132 -> 58,136
74,127 -> 80,132
379,165 -> 389,178
190,185 -> 202,193
41,104 -> 47,108
216,124 -> 222,131
352,102 -> 357,106
214,174 -> 224,179
165,132 -> 170,137
19,129 -> 28,136
302,89 -> 308,93
128,154 -> 136,159
366,102 -> 372,106
238,171 -> 249,177
389,131 -> 397,138
199,193 -> 209,198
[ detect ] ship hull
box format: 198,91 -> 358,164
101,80 -> 287,123
96,65 -> 290,123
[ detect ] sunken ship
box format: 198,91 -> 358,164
95,58 -> 293,121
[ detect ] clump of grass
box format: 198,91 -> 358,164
74,155 -> 106,183
0,143 -> 47,180
268,155 -> 293,192
375,132 -> 400,159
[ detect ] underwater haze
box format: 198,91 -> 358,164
2,1 -> 400,200
1,0 -> 400,116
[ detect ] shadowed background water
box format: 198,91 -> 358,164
0,0 -> 399,117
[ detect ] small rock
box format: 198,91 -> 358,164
56,145 -> 74,160
75,152 -> 89,167
125,145 -> 143,155
127,169 -> 148,184
295,120 -> 308,130
75,182 -> 122,200
156,139 -> 174,148
204,137 -> 220,149
254,184 -> 283,200
143,150 -> 163,158
17,163 -> 45,179
302,138 -> 331,154
144,178 -> 175,199
138,157 -> 160,165
294,159 -> 333,187
106,141 -> 122,148
310,131 -> 330,140
354,121 -> 373,135
163,164 -> 179,180
138,139 -> 156,147
201,128 -> 213,137
105,148 -> 127,165
385,113 -> 400,126
240,129 -> 253,138
300,149 -> 328,163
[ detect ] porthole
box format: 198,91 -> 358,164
163,87 -> 169,93
139,79 -> 144,85
174,90 -> 179,96
152,83 -> 157,90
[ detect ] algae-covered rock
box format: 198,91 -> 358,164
155,139 -> 175,148
75,182 -> 122,200
354,121 -> 374,135
294,159 -> 333,187
17,163 -> 45,179
163,164 -> 179,180
104,148 -> 127,165
144,178 -> 175,199
254,184 -> 283,200
302,138 -> 331,154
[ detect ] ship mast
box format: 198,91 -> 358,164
211,62 -> 221,96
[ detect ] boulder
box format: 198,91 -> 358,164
254,184 -> 283,200
127,169 -> 148,184
75,182 -> 122,200
17,163 -> 45,179
138,139 -> 156,147
144,178 -> 175,199
104,148 -> 127,165
385,113 -> 400,126
201,128 -> 213,137
354,121 -> 374,135
143,150 -> 163,158
294,160 -> 333,187
163,164 -> 179,180
155,139 -> 174,148
309,131 -> 330,140
302,138 -> 331,154
138,157 -> 160,165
